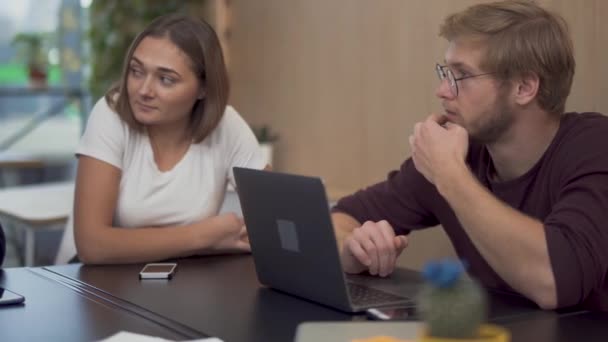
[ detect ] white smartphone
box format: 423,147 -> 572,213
0,287 -> 25,305
138,263 -> 177,280
366,306 -> 418,321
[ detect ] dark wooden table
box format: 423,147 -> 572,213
41,255 -> 605,342
0,267 -> 201,341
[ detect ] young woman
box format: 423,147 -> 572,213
58,14 -> 267,264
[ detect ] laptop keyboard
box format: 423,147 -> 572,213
347,282 -> 411,307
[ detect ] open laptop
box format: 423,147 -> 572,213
233,167 -> 418,313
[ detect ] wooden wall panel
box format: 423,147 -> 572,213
543,0 -> 599,113
226,0 -> 608,193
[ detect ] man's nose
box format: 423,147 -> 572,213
435,78 -> 455,100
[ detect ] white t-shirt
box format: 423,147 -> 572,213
56,98 -> 265,263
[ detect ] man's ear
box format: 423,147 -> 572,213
514,72 -> 539,106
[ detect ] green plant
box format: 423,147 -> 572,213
88,0 -> 209,100
11,32 -> 51,71
252,125 -> 279,144
418,259 -> 488,339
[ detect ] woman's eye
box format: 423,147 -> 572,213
160,76 -> 175,85
129,67 -> 143,77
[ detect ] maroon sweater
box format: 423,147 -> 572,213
334,112 -> 608,311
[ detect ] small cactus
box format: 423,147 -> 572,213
417,259 -> 487,339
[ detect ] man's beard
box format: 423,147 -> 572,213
468,93 -> 515,144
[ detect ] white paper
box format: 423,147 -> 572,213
99,331 -> 223,342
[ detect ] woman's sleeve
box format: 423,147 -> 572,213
76,98 -> 127,169
220,106 -> 267,188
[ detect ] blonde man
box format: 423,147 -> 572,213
334,0 -> 608,311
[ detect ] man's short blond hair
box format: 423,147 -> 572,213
440,0 -> 575,114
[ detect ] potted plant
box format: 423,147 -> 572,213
11,32 -> 50,88
252,125 -> 279,166
417,260 -> 510,342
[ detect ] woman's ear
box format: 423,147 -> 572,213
198,88 -> 206,100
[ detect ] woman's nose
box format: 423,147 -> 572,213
138,77 -> 154,97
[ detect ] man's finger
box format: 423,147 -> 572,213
395,235 -> 409,254
376,220 -> 397,276
356,223 -> 380,274
348,238 -> 372,268
368,231 -> 390,276
444,121 -> 458,130
428,113 -> 449,126
360,237 -> 380,275
413,122 -> 422,139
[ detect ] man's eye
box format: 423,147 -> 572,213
456,70 -> 469,78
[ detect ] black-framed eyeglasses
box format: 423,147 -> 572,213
435,63 -> 496,97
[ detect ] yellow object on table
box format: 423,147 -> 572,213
352,337 -> 414,342
419,324 -> 510,342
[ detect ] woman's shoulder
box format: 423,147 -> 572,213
200,105 -> 255,149
211,105 -> 250,136
90,96 -> 121,121
87,97 -> 131,131
220,105 -> 246,126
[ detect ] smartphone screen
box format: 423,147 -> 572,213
366,306 -> 417,321
0,287 -> 25,305
141,264 -> 176,273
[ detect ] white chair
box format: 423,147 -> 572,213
54,212 -> 76,264
0,181 -> 74,266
